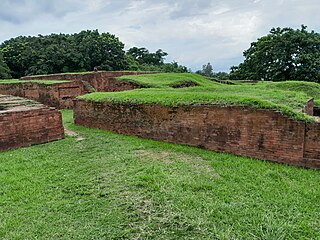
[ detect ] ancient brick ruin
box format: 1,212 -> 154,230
0,81 -> 90,109
0,95 -> 64,151
2,71 -> 319,168
21,71 -> 155,92
0,71 -> 154,151
0,72 -> 155,109
73,100 -> 320,168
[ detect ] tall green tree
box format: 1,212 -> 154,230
126,47 -> 168,66
230,25 -> 320,82
196,62 -> 214,77
0,52 -> 11,79
0,30 -> 126,78
125,47 -> 188,73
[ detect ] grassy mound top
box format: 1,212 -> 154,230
117,73 -> 215,88
261,81 -> 320,106
0,79 -> 71,85
79,74 -> 320,122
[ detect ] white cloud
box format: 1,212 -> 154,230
0,0 -> 320,71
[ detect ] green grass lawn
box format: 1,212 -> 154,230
0,110 -> 319,239
0,79 -> 71,85
261,80 -> 320,106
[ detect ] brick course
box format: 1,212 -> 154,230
0,81 -> 89,109
0,95 -> 64,151
2,72 -> 155,108
74,100 -> 320,168
21,71 -> 155,92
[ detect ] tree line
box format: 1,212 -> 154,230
196,26 -> 320,83
2,26 -> 320,82
0,30 -> 188,79
229,25 -> 320,82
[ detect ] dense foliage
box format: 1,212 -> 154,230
0,52 -> 11,79
0,30 -> 126,78
0,31 -> 188,78
127,47 -> 168,65
230,25 -> 320,82
125,47 -> 188,73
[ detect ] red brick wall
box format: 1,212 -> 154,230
1,71 -> 153,108
74,100 -> 320,168
21,71 -> 155,92
0,81 -> 88,109
304,122 -> 320,167
0,107 -> 64,151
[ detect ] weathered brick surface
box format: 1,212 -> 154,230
304,98 -> 314,116
304,123 -> 320,168
7,72 -> 155,108
0,81 -> 88,109
0,95 -> 64,151
21,71 -> 155,92
74,100 -> 320,168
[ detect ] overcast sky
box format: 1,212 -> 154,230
1,0 -> 320,72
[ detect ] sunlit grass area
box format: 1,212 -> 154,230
0,110 -> 319,239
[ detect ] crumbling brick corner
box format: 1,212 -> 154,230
0,95 -> 64,151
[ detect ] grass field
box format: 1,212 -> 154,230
0,110 -> 319,239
